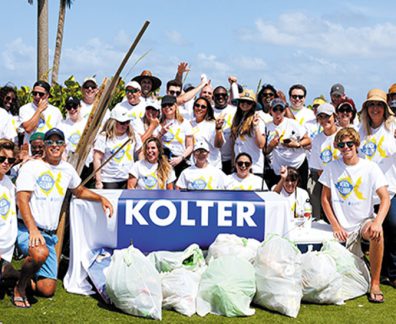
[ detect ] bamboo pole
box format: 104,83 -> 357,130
55,21 -> 150,264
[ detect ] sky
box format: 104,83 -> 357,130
1,0 -> 396,107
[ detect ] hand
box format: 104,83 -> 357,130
177,62 -> 190,74
279,166 -> 288,180
95,181 -> 103,189
37,98 -> 48,112
283,139 -> 300,148
170,156 -> 183,167
149,117 -> 160,128
29,229 -> 46,248
200,74 -> 208,85
101,197 -> 113,218
160,122 -> 172,136
252,112 -> 260,127
215,117 -> 224,130
333,225 -> 348,242
228,76 -> 237,84
365,221 -> 383,241
269,135 -> 280,149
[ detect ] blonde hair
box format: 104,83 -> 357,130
231,108 -> 255,140
160,104 -> 184,124
143,137 -> 173,189
359,102 -> 395,136
101,118 -> 136,143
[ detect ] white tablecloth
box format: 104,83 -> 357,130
64,190 -> 290,295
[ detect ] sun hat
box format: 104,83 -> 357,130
231,89 -> 257,108
362,89 -> 393,115
132,70 -> 162,91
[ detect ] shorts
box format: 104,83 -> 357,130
17,223 -> 58,280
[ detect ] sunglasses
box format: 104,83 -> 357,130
66,105 -> 78,111
239,99 -> 254,105
44,140 -> 65,146
337,107 -> 353,114
272,106 -> 286,113
194,103 -> 207,110
32,91 -> 46,98
263,92 -> 275,98
214,93 -> 228,98
291,95 -> 304,100
83,84 -> 97,90
161,104 -> 174,109
117,120 -> 130,125
0,156 -> 16,164
169,90 -> 181,96
237,161 -> 252,168
337,141 -> 355,149
5,96 -> 16,102
126,88 -> 139,94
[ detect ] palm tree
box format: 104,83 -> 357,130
29,0 -> 49,81
51,0 -> 73,86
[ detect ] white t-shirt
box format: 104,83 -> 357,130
319,158 -> 388,232
176,164 -> 227,190
94,133 -> 142,183
16,159 -> 81,231
19,102 -> 63,143
0,108 -> 17,140
0,175 -> 17,262
359,121 -> 396,198
178,100 -> 194,122
276,187 -> 310,222
266,117 -> 307,174
234,119 -> 266,174
129,159 -> 176,189
157,119 -> 193,157
290,106 -> 316,126
80,101 -> 110,126
191,119 -> 223,169
225,173 -> 267,190
58,118 -> 87,153
112,100 -> 146,123
213,105 -> 237,161
309,131 -> 341,171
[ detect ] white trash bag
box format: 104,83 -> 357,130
301,251 -> 344,305
206,233 -> 261,264
161,268 -> 201,317
197,256 -> 256,317
148,243 -> 205,273
105,245 -> 162,320
254,234 -> 302,318
321,240 -> 370,300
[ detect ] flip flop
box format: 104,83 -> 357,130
367,291 -> 384,304
11,293 -> 31,309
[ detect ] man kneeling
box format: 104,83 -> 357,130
14,128 -> 113,308
319,127 -> 390,303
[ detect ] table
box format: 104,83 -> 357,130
63,190 -> 290,295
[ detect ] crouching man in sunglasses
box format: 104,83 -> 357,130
319,127 -> 390,304
13,128 -> 113,308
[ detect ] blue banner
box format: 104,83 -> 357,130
117,190 -> 266,252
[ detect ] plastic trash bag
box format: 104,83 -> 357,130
254,234 -> 302,318
196,256 -> 256,317
161,268 -> 201,317
321,240 -> 370,300
206,233 -> 260,264
301,251 -> 344,305
148,243 -> 205,273
105,245 -> 162,320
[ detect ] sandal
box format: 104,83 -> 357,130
367,290 -> 384,304
11,289 -> 31,308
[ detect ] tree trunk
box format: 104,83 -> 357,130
51,0 -> 67,86
37,0 -> 49,81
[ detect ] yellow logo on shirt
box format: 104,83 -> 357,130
361,136 -> 388,160
37,171 -> 64,196
0,193 -> 14,220
335,176 -> 366,200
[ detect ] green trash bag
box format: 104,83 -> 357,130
196,256 -> 256,317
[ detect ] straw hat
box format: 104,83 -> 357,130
132,70 -> 162,91
232,89 -> 257,108
361,89 -> 393,115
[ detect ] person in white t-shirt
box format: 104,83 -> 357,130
225,152 -> 267,190
288,84 -> 316,126
358,88 -> 396,289
176,141 -> 227,190
320,127 -> 390,303
131,99 -> 161,144
336,97 -> 358,129
14,128 -> 113,308
19,80 -> 63,143
128,137 -> 176,190
93,109 -> 142,189
0,140 -> 20,288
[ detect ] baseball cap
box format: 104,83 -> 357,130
65,96 -> 80,109
316,103 -> 335,116
330,83 -> 345,96
270,98 -> 287,109
125,81 -> 141,91
145,99 -> 161,111
29,132 -> 45,143
82,77 -> 97,87
110,108 -> 132,123
44,128 -> 65,141
161,95 -> 177,107
193,141 -> 210,152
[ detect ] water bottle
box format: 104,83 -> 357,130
303,199 -> 312,229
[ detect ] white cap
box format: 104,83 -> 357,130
145,99 -> 161,111
83,77 -> 97,86
193,141 -> 210,152
110,108 -> 132,122
316,103 -> 335,116
125,81 -> 141,91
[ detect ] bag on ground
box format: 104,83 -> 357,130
105,245 -> 162,320
206,233 -> 260,264
301,251 -> 344,304
196,256 -> 256,317
161,268 -> 201,317
148,243 -> 205,273
321,240 -> 370,300
254,234 -> 302,318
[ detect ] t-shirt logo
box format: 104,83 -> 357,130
37,172 -> 55,193
190,178 -> 207,190
111,143 -> 132,162
361,136 -> 388,160
38,117 -> 46,129
335,176 -> 365,200
162,132 -> 174,143
320,147 -> 333,164
361,141 -> 377,158
69,132 -> 81,145
0,194 -> 11,220
143,175 -> 157,189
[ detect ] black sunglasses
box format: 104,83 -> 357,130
272,106 -> 286,113
291,95 -> 304,100
83,84 -> 97,90
126,88 -> 139,94
32,91 -> 46,98
337,107 -> 353,114
194,103 -> 207,110
44,140 -> 65,146
117,120 -> 130,125
237,161 -> 252,168
0,156 -> 16,164
66,105 -> 79,111
5,95 -> 16,102
263,92 -> 275,97
239,99 -> 254,105
337,141 -> 355,149
169,90 -> 181,96
214,93 -> 228,98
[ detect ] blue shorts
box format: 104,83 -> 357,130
17,223 -> 58,280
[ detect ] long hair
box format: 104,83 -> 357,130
101,118 -> 136,143
160,103 -> 184,124
359,102 -> 395,136
193,97 -> 215,121
231,104 -> 255,140
143,137 -> 172,189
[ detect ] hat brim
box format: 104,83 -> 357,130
331,91 -> 344,96
231,98 -> 257,108
133,75 -> 162,91
362,96 -> 393,114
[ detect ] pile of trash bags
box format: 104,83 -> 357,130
102,234 -> 370,320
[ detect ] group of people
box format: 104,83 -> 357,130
0,62 -> 395,307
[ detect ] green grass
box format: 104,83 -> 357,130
1,279 -> 395,323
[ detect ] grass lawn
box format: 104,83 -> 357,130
1,276 -> 395,323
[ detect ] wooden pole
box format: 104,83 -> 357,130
55,21 -> 150,264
